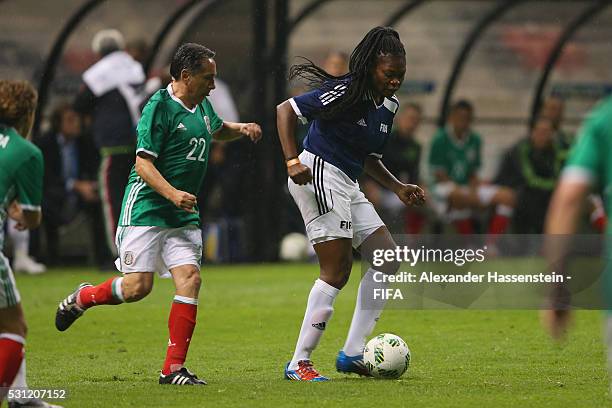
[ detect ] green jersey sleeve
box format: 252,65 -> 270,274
136,97 -> 169,158
429,129 -> 446,170
563,114 -> 605,185
202,98 -> 223,134
15,148 -> 43,210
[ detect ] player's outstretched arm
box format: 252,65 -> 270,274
213,121 -> 262,142
135,154 -> 197,213
542,180 -> 590,339
276,100 -> 312,185
364,156 -> 425,206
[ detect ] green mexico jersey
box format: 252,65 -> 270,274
119,85 -> 223,228
563,97 -> 612,232
429,128 -> 481,185
0,125 -> 43,247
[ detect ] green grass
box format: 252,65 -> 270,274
14,264 -> 612,407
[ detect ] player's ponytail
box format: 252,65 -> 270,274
289,26 -> 405,121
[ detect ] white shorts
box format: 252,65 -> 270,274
288,150 -> 384,248
0,253 -> 21,308
115,225 -> 203,278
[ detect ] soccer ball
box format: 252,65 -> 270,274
363,333 -> 411,379
279,232 -> 310,261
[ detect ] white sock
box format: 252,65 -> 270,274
8,219 -> 29,257
10,358 -> 27,389
343,268 -> 389,356
289,279 -> 339,370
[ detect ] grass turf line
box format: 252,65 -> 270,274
14,264 -> 610,407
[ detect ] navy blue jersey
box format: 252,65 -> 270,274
290,85 -> 399,181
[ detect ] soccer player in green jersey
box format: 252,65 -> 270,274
55,43 -> 262,386
0,81 -> 63,408
543,96 -> 612,350
428,99 -> 516,235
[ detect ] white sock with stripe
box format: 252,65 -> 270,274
10,358 -> 27,389
343,268 -> 388,356
289,279 -> 339,371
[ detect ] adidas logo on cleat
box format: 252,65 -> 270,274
159,367 -> 207,385
311,322 -> 326,330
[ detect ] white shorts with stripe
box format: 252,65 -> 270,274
0,253 -> 21,309
288,150 -> 384,248
115,225 -> 203,278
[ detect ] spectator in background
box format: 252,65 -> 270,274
322,51 -> 349,77
74,29 -> 146,259
539,95 -> 607,232
36,102 -> 110,266
428,99 -> 515,235
7,219 -> 46,275
495,117 -> 561,233
540,95 -> 573,151
381,103 -> 426,234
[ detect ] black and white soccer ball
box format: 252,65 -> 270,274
363,333 -> 411,379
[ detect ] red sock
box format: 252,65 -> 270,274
591,214 -> 607,233
488,214 -> 510,235
404,211 -> 425,234
0,335 -> 25,395
77,277 -> 124,309
162,299 -> 198,375
453,219 -> 474,234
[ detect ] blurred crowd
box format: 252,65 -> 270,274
4,29 -> 242,272
4,31 -> 606,272
289,51 -> 606,245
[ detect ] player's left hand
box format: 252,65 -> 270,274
395,184 -> 425,207
240,123 -> 262,143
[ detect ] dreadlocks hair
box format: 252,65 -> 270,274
0,80 -> 37,135
289,26 -> 405,121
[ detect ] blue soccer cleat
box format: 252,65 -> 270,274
284,360 -> 329,382
335,350 -> 371,376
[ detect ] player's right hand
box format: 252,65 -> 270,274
288,163 -> 312,185
171,190 -> 198,213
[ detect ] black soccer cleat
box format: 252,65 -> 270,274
55,282 -> 92,331
8,397 -> 64,407
159,367 -> 207,385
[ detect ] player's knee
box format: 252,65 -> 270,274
176,266 -> 202,292
0,315 -> 27,338
376,258 -> 400,275
322,259 -> 352,289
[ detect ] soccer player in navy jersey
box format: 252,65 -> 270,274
276,27 -> 425,381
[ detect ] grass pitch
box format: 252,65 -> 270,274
15,263 -> 610,407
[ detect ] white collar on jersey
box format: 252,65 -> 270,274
364,91 -> 398,113
167,83 -> 197,113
